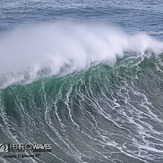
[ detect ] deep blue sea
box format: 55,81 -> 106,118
0,1 -> 163,163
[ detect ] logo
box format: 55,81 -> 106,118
0,144 -> 52,153
0,144 -> 8,153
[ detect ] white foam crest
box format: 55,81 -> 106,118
0,22 -> 163,87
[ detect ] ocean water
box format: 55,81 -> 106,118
0,0 -> 163,163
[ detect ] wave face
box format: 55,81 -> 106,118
0,23 -> 163,163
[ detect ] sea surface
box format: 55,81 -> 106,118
0,0 -> 163,163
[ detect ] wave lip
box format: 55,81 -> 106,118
0,22 -> 163,88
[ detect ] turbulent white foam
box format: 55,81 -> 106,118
0,22 -> 163,87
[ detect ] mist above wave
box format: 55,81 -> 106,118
0,21 -> 163,88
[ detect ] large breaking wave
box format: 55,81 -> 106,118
0,22 -> 163,163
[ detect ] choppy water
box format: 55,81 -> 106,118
0,0 -> 163,163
